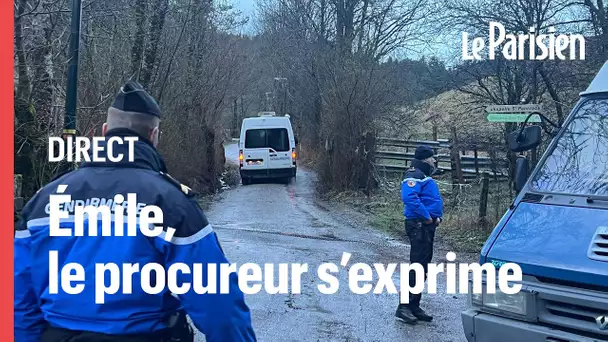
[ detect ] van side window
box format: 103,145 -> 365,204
531,98 -> 608,196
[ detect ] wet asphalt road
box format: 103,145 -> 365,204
192,144 -> 473,342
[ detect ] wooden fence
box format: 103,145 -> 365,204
373,137 -> 510,183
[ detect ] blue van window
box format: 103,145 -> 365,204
531,98 -> 608,195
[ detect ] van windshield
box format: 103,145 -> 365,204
531,98 -> 608,196
245,128 -> 290,151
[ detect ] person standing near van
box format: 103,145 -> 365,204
395,145 -> 444,325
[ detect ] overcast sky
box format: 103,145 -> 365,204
228,0 -> 458,63
233,0 -> 257,35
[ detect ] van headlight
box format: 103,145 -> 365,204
469,279 -> 532,319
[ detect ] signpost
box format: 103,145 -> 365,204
64,0 -> 82,137
485,104 -> 543,113
487,113 -> 541,122
57,0 -> 82,176
486,104 -> 544,183
485,104 -> 543,123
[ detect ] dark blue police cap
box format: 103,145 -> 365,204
110,80 -> 161,118
415,145 -> 435,160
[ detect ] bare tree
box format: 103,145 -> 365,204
14,0 -> 251,197
580,0 -> 608,58
257,0 -> 437,192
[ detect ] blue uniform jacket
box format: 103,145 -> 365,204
401,160 -> 443,220
14,129 -> 257,342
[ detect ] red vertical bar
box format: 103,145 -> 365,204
1,0 -> 15,337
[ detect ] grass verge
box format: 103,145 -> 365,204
323,178 -> 512,254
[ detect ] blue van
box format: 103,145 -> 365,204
461,61 -> 608,342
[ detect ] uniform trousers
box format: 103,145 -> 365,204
405,218 -> 437,308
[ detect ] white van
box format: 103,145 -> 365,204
238,112 -> 297,185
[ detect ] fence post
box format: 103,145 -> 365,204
432,123 -> 438,155
362,131 -> 377,195
449,127 -> 464,207
450,127 -> 464,184
487,149 -> 501,221
479,172 -> 489,231
474,147 -> 479,177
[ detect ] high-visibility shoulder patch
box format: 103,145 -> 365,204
159,171 -> 196,197
407,180 -> 416,187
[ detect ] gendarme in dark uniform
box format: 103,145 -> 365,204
14,81 -> 257,342
395,145 -> 444,325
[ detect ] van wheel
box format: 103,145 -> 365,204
242,177 -> 250,185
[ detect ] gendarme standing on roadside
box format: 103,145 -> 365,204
395,145 -> 444,325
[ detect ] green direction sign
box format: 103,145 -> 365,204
486,113 -> 541,122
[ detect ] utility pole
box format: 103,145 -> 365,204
274,77 -> 287,115
232,98 -> 238,137
265,92 -> 273,111
60,0 -> 82,173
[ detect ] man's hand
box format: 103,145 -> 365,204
425,218 -> 441,225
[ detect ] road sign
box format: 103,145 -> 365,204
487,113 -> 541,122
485,104 -> 543,113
